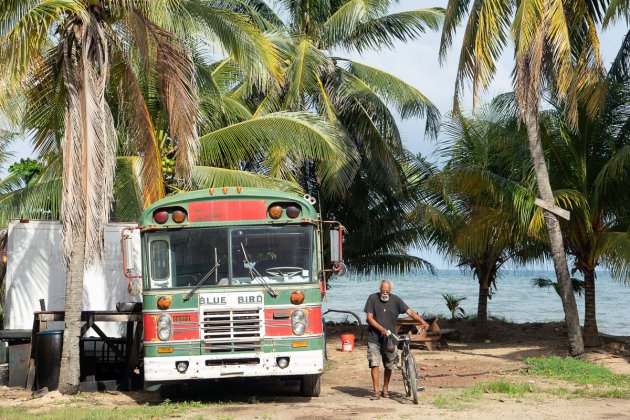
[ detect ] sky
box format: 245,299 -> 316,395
3,2 -> 628,268
338,1 -> 630,268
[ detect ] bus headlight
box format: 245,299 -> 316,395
291,309 -> 305,323
157,314 -> 172,341
292,322 -> 306,335
291,309 -> 306,335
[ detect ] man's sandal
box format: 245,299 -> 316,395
370,392 -> 381,400
381,391 -> 389,398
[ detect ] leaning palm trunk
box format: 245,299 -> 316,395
582,268 -> 601,347
522,107 -> 584,355
515,29 -> 584,355
58,17 -> 116,394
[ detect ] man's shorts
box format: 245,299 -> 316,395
367,341 -> 399,369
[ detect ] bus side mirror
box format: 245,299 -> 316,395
122,229 -> 137,276
330,228 -> 342,262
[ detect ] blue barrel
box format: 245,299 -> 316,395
36,330 -> 63,390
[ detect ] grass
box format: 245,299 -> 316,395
463,380 -> 535,397
524,356 -> 630,387
0,399 -> 231,420
433,357 -> 630,410
546,387 -> 630,399
432,380 -> 535,410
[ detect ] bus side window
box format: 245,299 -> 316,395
149,237 -> 172,288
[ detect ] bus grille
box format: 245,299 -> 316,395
201,308 -> 263,353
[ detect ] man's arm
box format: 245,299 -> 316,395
406,309 -> 430,329
366,312 -> 389,336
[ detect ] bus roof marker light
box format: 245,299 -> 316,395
209,188 -> 215,195
303,193 -> 317,205
286,205 -> 300,218
172,209 -> 187,223
290,290 -> 305,305
157,295 -> 172,310
236,186 -> 243,193
222,187 -> 228,194
153,210 -> 168,224
268,205 -> 283,219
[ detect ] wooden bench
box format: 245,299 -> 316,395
396,316 -> 458,350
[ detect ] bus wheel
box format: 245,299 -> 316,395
300,374 -> 321,397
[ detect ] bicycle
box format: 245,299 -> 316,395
389,332 -> 421,404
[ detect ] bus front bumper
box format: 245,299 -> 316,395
144,350 -> 324,383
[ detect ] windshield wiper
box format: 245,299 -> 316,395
240,242 -> 277,298
183,262 -> 220,302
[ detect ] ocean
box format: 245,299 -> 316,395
322,269 -> 630,336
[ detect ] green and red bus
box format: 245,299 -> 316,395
122,187 -> 343,396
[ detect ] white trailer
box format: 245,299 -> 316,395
3,220 -> 141,337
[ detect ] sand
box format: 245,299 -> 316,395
1,320 -> 629,419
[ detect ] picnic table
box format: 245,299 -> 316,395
396,315 -> 457,350
26,310 -> 143,390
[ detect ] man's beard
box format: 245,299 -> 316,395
380,294 -> 390,302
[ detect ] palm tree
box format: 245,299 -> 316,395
425,107 -> 544,337
442,293 -> 467,321
224,0 -> 444,273
0,0 -> 281,394
604,0 -> 630,83
438,0 -> 609,355
537,80 -> 630,346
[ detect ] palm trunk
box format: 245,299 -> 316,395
58,222 -> 86,394
523,105 -> 584,356
583,268 -> 601,347
476,284 -> 489,339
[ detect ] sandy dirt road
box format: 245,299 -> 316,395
1,322 -> 629,419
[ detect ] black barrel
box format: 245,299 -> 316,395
36,330 -> 63,390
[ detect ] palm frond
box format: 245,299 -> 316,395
594,145 -> 630,197
112,156 -> 145,222
346,253 -> 436,276
132,12 -> 199,187
284,39 -> 334,109
609,29 -> 630,82
603,0 -> 630,26
183,1 -> 282,86
198,111 -> 358,197
342,8 -> 443,53
191,165 -> 303,194
439,0 -> 472,63
0,0 -> 88,79
60,18 -> 117,269
593,232 -> 630,284
321,0 -> 368,48
0,159 -> 62,227
112,56 -> 165,206
344,60 -> 440,137
531,276 -> 585,296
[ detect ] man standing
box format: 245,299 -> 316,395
364,279 -> 429,400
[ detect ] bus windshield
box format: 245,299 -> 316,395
146,225 -> 313,289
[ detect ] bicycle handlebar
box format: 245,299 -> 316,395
387,332 -> 411,343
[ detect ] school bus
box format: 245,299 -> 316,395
122,187 -> 343,396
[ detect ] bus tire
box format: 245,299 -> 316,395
300,374 -> 321,397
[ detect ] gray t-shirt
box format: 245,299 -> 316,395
364,293 -> 409,344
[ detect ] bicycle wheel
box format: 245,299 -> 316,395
402,362 -> 411,397
406,356 -> 419,404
